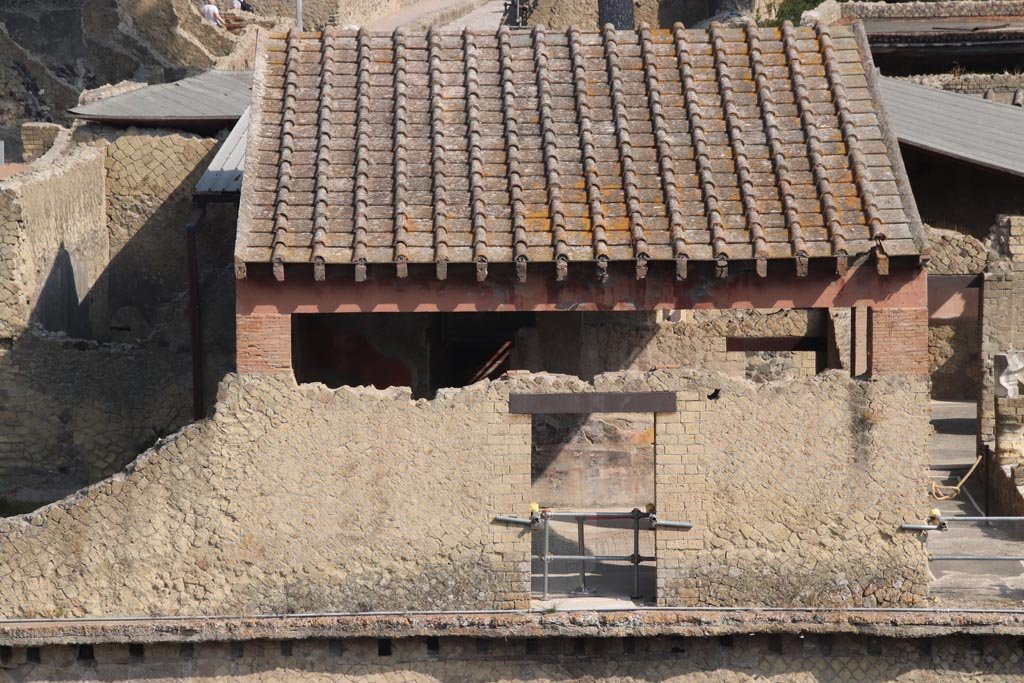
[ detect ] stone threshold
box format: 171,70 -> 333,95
3,608 -> 1024,646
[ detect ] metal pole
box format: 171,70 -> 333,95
930,555 -> 1024,561
571,516 -> 596,595
543,514 -> 550,600
631,508 -> 641,599
296,0 -> 303,31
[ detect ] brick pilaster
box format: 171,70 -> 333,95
867,307 -> 929,376
236,313 -> 292,374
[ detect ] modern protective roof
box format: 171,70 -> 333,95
879,76 -> 1024,178
70,71 -> 253,127
195,107 -> 250,197
236,22 -> 925,282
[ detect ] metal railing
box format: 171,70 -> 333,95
901,512 -> 1024,562
502,0 -> 539,27
495,507 -> 693,600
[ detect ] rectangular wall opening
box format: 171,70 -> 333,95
291,312 -> 535,398
530,410 -> 656,607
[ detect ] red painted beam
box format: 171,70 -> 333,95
237,262 -> 926,315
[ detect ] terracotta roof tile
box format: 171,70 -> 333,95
236,21 -> 926,280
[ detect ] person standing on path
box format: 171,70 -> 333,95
200,1 -> 227,27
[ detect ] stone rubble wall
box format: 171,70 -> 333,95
981,216 -> 1024,445
0,634 -> 1021,681
0,125 -> 236,507
73,125 -> 224,343
0,145 -> 108,340
0,329 -> 191,504
650,371 -> 930,607
512,309 -> 824,381
842,0 -> 1024,18
927,226 -> 986,401
928,226 -> 989,276
901,72 -> 1024,107
929,319 -> 980,401
989,397 -> 1024,517
0,369 -> 929,617
526,0 -> 712,32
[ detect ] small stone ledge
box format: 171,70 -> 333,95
4,609 -> 1024,646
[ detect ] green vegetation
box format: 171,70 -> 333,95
766,0 -> 821,26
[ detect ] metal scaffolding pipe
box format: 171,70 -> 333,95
652,520 -> 693,529
943,517 -> 1024,522
900,524 -> 940,531
543,511 -> 650,520
494,515 -> 534,526
536,554 -> 655,563
930,555 -> 1024,561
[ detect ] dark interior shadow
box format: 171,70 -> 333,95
4,144 -> 236,510
931,417 -> 979,436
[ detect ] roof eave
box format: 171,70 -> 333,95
236,28 -> 271,280
850,19 -> 930,259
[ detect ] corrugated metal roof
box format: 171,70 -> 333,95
879,76 -> 1024,177
195,107 -> 249,197
69,71 -> 252,126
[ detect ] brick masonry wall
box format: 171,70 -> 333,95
1,634 -> 1023,681
0,368 -> 929,617
652,371 -> 930,607
236,313 -> 291,373
19,121 -> 62,162
867,308 -> 929,377
981,216 -> 1024,445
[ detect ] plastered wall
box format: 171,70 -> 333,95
0,368 -> 928,617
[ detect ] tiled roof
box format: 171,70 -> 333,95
236,22 -> 925,282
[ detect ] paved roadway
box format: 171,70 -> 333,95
367,0 -> 505,32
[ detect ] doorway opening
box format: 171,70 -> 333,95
531,411 -> 656,606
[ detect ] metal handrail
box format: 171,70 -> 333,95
901,513 -> 1024,562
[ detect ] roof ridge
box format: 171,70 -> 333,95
498,26 -> 529,283
311,29 -> 336,281
711,22 -> 768,277
428,29 -> 450,280
745,20 -> 808,276
533,25 -> 570,281
464,29 -> 490,282
568,27 -> 610,281
673,24 -> 729,277
640,23 -> 688,280
269,29 -> 301,282
782,21 -> 849,275
392,28 -> 410,278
